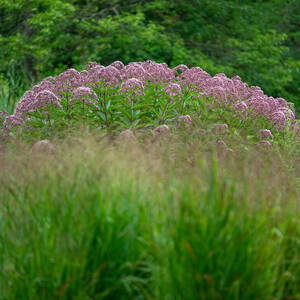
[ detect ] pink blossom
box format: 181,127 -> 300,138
14,90 -> 37,116
86,66 -> 105,84
164,83 -> 182,97
71,87 -> 99,106
80,70 -> 88,77
120,78 -> 145,96
277,107 -> 295,123
101,66 -> 120,86
257,129 -> 273,140
233,101 -> 248,119
33,90 -> 63,110
249,86 -> 264,97
232,76 -> 250,99
177,67 -> 211,90
110,61 -> 125,70
264,97 -> 279,114
271,110 -> 286,130
88,66 -> 120,87
140,60 -> 174,83
277,97 -> 287,108
7,60 -> 299,140
205,86 -> 228,104
57,68 -> 80,82
32,79 -> 55,94
120,63 -> 146,81
3,115 -> 25,131
76,70 -> 89,86
15,89 -> 61,117
53,68 -> 81,93
153,124 -> 170,138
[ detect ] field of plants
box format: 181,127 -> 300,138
0,60 -> 299,299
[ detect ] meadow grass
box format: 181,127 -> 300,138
0,132 -> 299,300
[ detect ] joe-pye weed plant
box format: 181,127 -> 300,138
0,60 -> 299,299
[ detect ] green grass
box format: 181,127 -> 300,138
0,75 -> 29,114
0,133 -> 299,300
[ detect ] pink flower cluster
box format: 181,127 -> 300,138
153,124 -> 170,138
120,78 -> 145,96
71,87 -> 99,109
15,86 -> 62,117
233,101 -> 248,119
33,90 -> 63,110
2,115 -> 25,131
0,60 -> 299,139
163,83 -> 182,97
244,87 -> 295,130
257,129 -> 273,140
175,67 -> 298,134
2,88 -> 63,132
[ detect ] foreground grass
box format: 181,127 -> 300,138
0,133 -> 299,300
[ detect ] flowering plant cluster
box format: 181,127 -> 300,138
0,60 -> 299,151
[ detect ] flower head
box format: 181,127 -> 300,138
120,63 -> 146,81
120,78 -> 145,96
71,87 -> 98,104
87,66 -> 120,87
257,129 -> 273,140
164,83 -> 182,97
3,115 -> 25,131
140,60 -> 174,83
33,90 -> 63,110
233,101 -> 248,119
153,124 -> 170,138
110,61 -> 125,70
271,110 -> 286,130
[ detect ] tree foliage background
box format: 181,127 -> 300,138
1,0 -> 299,111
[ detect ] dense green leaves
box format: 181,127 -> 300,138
0,0 -> 299,111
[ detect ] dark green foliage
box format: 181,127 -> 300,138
0,0 -> 299,111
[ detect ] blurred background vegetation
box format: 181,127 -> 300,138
0,0 -> 299,112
